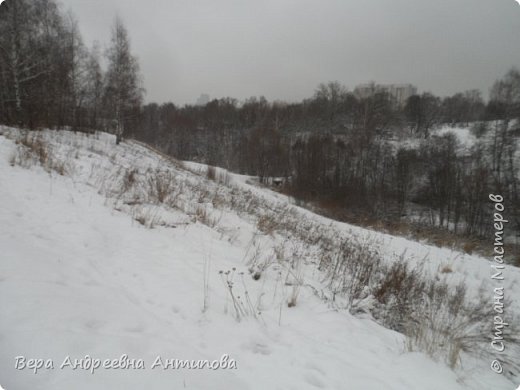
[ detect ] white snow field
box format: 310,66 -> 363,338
0,127 -> 518,390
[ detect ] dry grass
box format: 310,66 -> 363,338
146,169 -> 175,203
122,168 -> 138,193
194,205 -> 220,228
462,241 -> 477,255
132,206 -> 160,228
404,283 -> 492,369
10,131 -> 68,175
257,214 -> 278,236
320,239 -> 499,370
219,268 -> 258,322
19,133 -> 48,165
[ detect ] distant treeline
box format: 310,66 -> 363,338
1,0 -> 519,241
130,76 -> 520,239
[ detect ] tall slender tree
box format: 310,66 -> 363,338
103,16 -> 143,144
83,42 -> 104,130
0,0 -> 47,123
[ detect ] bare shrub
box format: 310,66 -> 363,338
10,132 -> 68,175
10,146 -> 32,168
122,168 -> 138,193
146,169 -> 175,203
194,205 -> 219,228
19,133 -> 48,165
196,188 -> 211,204
462,241 -> 477,255
404,282 -> 492,369
211,190 -> 226,209
50,159 -> 67,176
327,239 -> 382,309
366,258 -> 497,370
11,133 -> 49,168
374,260 -> 425,332
321,235 -> 497,370
257,214 -> 278,235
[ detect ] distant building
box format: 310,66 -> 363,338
354,83 -> 417,107
196,94 -> 210,106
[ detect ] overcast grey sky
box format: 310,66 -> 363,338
63,0 -> 520,105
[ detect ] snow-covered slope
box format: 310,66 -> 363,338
0,128 -> 517,389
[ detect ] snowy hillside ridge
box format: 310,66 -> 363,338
0,126 -> 518,389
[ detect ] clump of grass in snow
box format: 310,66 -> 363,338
219,268 -> 259,322
9,131 -> 68,175
146,168 -> 176,203
131,206 -> 161,228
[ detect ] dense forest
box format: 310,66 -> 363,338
1,0 -> 519,247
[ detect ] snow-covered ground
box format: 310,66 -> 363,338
435,125 -> 477,150
0,127 -> 518,389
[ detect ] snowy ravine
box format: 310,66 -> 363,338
0,128 -> 517,390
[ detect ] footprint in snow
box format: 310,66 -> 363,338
304,372 -> 326,388
243,341 -> 271,356
170,305 -> 187,319
305,362 -> 326,376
